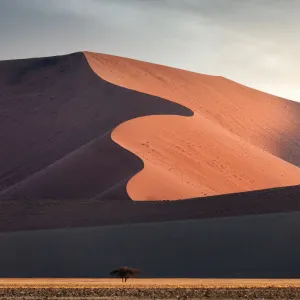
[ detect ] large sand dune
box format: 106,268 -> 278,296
1,52 -> 300,279
85,52 -> 300,200
0,51 -> 300,219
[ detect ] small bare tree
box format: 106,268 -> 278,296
110,266 -> 140,282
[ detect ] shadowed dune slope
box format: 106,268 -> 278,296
1,211 -> 300,277
0,52 -> 191,200
0,185 -> 299,232
85,52 -> 300,200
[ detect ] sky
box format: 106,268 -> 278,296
0,0 -> 299,101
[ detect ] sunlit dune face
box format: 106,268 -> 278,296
113,114 -> 300,201
85,52 -> 300,201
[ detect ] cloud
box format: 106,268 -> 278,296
0,0 -> 299,101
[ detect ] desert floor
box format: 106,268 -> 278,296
1,278 -> 300,299
2,278 -> 300,287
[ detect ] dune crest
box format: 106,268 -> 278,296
85,52 -> 300,201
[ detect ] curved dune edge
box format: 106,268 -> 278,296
112,114 -> 300,200
84,52 -> 300,201
0,52 -> 192,201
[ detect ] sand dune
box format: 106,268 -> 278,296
1,51 -> 300,205
1,52 -> 300,280
85,52 -> 300,200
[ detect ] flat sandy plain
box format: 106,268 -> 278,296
1,278 -> 300,299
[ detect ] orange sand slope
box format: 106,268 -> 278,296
85,52 -> 300,201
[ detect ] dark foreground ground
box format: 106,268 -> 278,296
1,279 -> 300,299
1,212 -> 300,278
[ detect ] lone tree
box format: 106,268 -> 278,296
110,266 -> 140,282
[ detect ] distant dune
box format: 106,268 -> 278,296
0,51 -> 299,226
